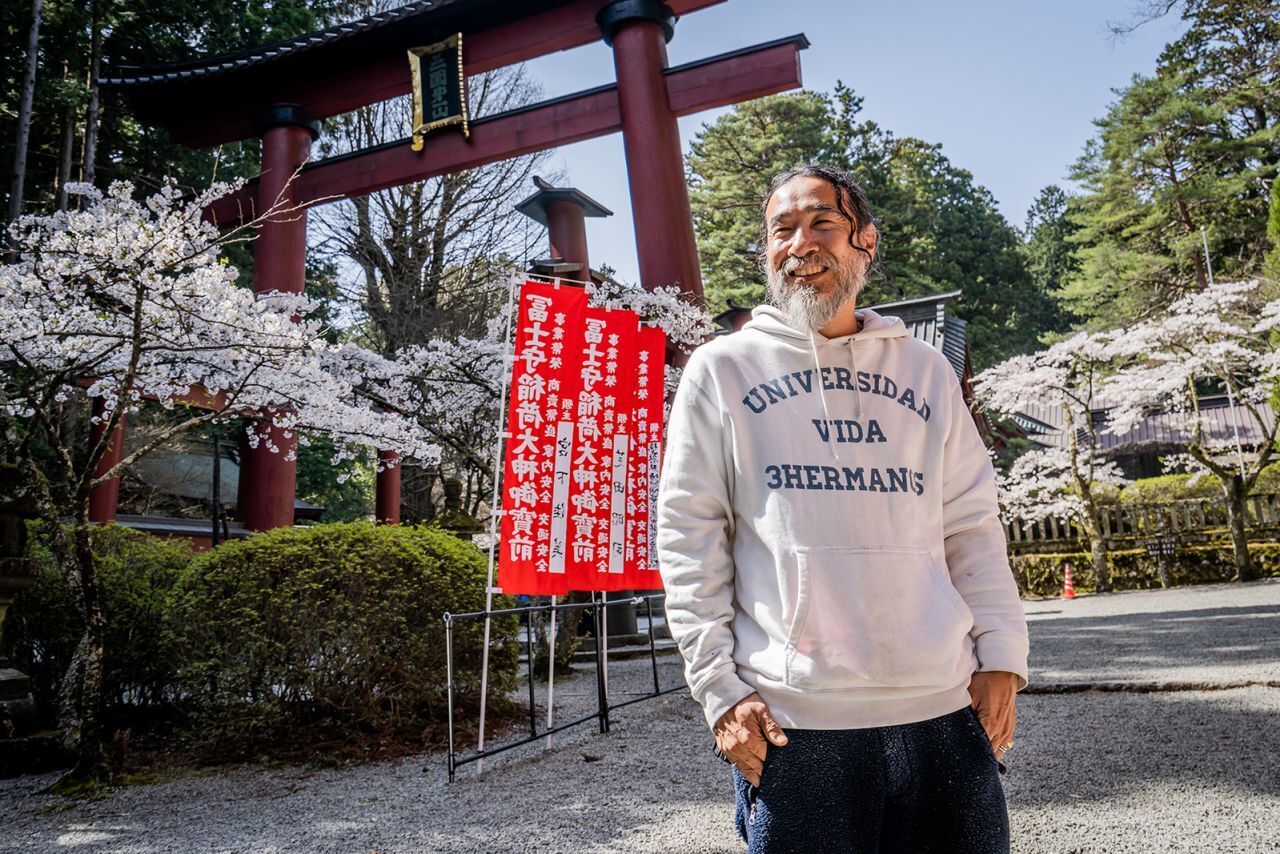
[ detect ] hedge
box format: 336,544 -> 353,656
1115,462 -> 1280,505
1011,542 -> 1280,598
170,522 -> 518,755
0,523 -> 192,721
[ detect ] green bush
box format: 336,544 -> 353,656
1116,463 -> 1280,505
171,523 -> 517,755
1117,473 -> 1221,504
1011,542 -> 1280,598
1256,462 -> 1280,494
1,524 -> 192,720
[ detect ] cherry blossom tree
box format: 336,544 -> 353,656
397,274 -> 713,517
1103,279 -> 1280,582
996,446 -> 1128,571
0,180 -> 440,783
974,331 -> 1127,591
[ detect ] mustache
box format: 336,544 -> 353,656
778,252 -> 841,275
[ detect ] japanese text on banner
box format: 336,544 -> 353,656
625,326 -> 666,590
566,307 -> 638,591
497,281 -> 585,596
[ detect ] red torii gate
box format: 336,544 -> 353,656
100,0 -> 807,531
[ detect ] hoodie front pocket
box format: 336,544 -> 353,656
784,546 -> 973,691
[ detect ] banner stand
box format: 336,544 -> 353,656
601,596 -> 610,699
476,273 -> 520,776
545,594 -> 557,750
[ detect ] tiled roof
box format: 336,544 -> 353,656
867,290 -> 966,381
102,0 -> 454,87
1023,398 -> 1276,453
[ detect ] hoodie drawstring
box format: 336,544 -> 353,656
849,337 -> 864,421
809,328 -> 867,465
809,330 -> 840,463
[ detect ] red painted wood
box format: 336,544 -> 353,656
237,123 -> 312,532
76,376 -> 227,411
545,199 -> 591,275
88,398 -> 125,524
206,39 -> 804,226
664,41 -> 804,114
375,450 -> 401,525
611,18 -> 701,297
152,0 -> 726,148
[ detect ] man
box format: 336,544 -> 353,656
656,165 -> 1029,853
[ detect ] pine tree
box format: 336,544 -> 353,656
686,86 -> 1047,367
1267,174 -> 1280,277
1021,185 -> 1077,337
1062,0 -> 1279,327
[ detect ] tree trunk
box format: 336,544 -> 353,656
81,3 -> 102,186
56,96 -> 76,211
1156,554 -> 1172,590
1224,474 -> 1255,582
1081,510 -> 1111,592
6,0 -> 43,228
1089,532 -> 1111,593
55,520 -> 110,784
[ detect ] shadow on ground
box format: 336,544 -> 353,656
1029,603 -> 1280,683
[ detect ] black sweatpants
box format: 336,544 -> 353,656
732,706 -> 1009,853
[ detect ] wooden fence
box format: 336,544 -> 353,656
1005,493 -> 1280,550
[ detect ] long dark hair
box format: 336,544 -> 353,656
760,165 -> 878,267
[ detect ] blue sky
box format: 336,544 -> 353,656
515,0 -> 1186,284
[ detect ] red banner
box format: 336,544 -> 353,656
566,307 -> 639,592
496,283 -> 669,596
497,281 -> 585,596
626,326 -> 667,590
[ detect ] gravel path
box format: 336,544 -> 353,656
2,580 -> 1279,853
1026,578 -> 1280,686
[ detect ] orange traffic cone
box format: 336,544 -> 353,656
1061,562 -> 1077,600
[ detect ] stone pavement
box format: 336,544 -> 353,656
1,580 -> 1277,852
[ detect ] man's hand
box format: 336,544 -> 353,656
969,670 -> 1019,761
714,692 -> 789,787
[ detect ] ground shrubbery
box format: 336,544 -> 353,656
172,523 -> 517,757
1011,543 -> 1280,598
1114,462 -> 1280,505
2,522 -> 516,761
1,524 -> 192,718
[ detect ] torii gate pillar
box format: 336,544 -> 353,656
599,1 -> 704,298
237,105 -> 319,532
87,399 -> 125,523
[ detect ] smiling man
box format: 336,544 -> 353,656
657,165 -> 1029,853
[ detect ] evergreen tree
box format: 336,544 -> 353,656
686,90 -> 849,311
1021,185 -> 1079,337
0,0 -> 344,216
1267,174 -> 1280,277
1063,0 -> 1279,327
687,86 -> 1047,367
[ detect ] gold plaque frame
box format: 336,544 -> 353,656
408,33 -> 470,152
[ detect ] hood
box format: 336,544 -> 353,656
740,304 -> 909,464
742,304 -> 909,344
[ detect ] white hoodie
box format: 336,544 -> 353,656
657,305 -> 1029,731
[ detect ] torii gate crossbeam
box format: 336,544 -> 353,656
101,0 -> 808,532
207,36 -> 807,225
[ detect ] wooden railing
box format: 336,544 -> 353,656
1005,493 -> 1280,548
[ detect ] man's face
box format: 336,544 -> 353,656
763,176 -> 875,331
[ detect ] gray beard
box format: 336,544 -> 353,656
765,252 -> 867,332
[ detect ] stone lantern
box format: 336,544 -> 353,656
434,478 -> 485,542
